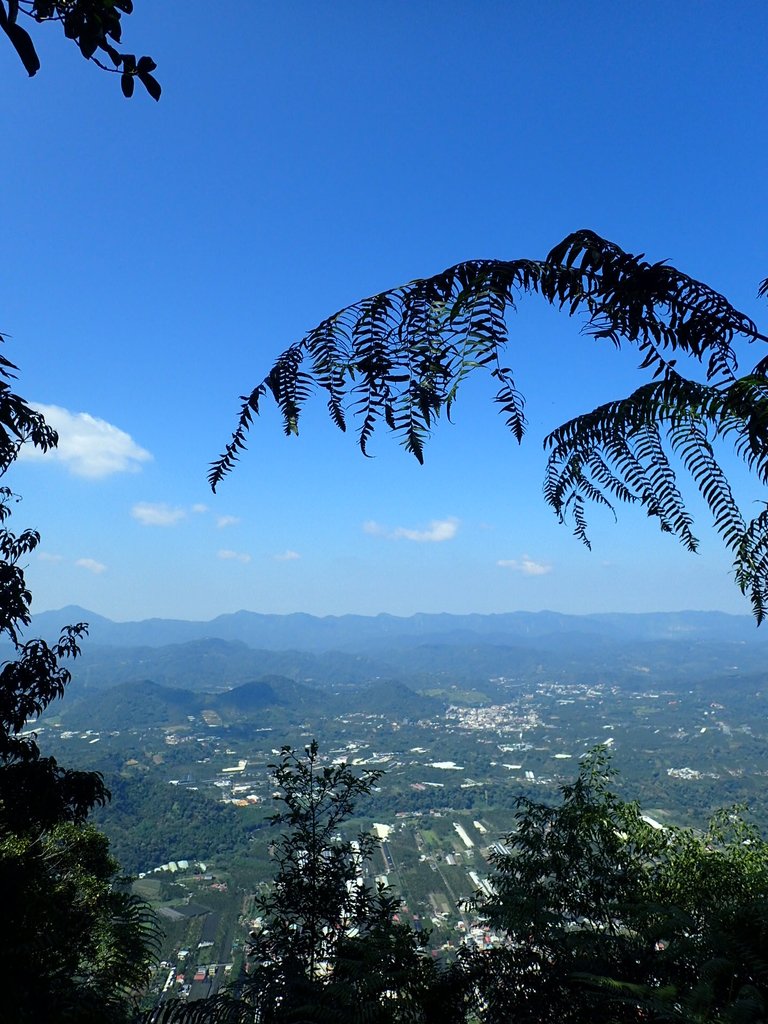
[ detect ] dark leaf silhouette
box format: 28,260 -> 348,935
213,230 -> 768,621
0,12 -> 40,75
0,1 -> 159,97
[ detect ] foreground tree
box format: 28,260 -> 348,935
2,822 -> 159,1022
0,350 -> 159,1022
465,748 -> 667,1023
245,741 -> 391,995
240,741 -> 460,1023
212,231 -> 768,620
467,748 -> 768,1023
153,741 -> 464,1024
643,810 -> 768,1023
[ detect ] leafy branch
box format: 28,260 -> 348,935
212,229 -> 768,620
0,1 -> 160,99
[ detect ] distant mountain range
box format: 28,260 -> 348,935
28,605 -> 768,651
25,607 -> 768,714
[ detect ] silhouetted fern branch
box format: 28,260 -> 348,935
211,229 -> 768,620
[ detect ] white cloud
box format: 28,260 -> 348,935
364,517 -> 459,543
38,551 -> 64,563
217,514 -> 240,528
131,502 -> 187,527
218,549 -> 251,564
19,404 -> 151,478
364,516 -> 460,540
274,549 -> 300,561
192,503 -> 208,514
497,554 -> 552,576
363,520 -> 386,537
395,518 -> 459,542
75,557 -> 107,575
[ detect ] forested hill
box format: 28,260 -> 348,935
51,675 -> 442,732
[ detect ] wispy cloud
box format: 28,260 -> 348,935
131,502 -> 187,527
363,517 -> 459,543
75,557 -> 107,575
274,549 -> 300,561
38,551 -> 64,563
497,554 -> 552,576
38,551 -> 107,574
218,549 -> 251,564
192,503 -> 208,514
19,404 -> 151,478
216,514 -> 240,528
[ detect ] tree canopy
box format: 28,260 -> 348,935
153,741 -> 459,1024
2,821 -> 160,1023
468,748 -> 768,1023
0,349 -> 160,1020
212,230 -> 768,621
0,0 -> 160,98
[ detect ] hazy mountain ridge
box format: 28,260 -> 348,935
26,608 -> 768,707
62,641 -> 386,695
28,606 -> 768,653
46,634 -> 768,703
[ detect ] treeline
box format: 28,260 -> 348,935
91,775 -> 260,875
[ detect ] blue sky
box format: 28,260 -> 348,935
3,2 -> 768,621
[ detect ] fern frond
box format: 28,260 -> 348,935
208,383 -> 266,491
669,420 -> 745,548
212,230 -> 768,618
634,424 -> 697,549
734,507 -> 768,625
140,995 -> 250,1023
215,232 -> 764,486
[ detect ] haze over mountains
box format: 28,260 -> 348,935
31,605 -> 768,651
28,607 -> 768,714
38,605 -> 768,879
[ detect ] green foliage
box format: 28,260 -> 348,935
0,822 -> 160,1023
468,748 -> 768,1023
212,230 -> 768,620
0,345 -> 160,1020
0,611 -> 110,833
91,773 -> 258,876
0,356 -> 111,833
643,810 -> 768,1023
252,741 -> 386,964
240,740 -> 434,1022
154,741 -> 463,1024
466,748 -> 663,1023
0,1 -> 160,98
